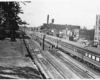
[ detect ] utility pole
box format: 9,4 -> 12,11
24,25 -> 25,33
23,25 -> 25,40
43,34 -> 45,50
56,38 -> 59,48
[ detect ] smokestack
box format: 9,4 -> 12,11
51,19 -> 54,24
47,15 -> 49,24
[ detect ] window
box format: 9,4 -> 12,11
75,49 -> 77,52
89,54 -> 91,58
92,56 -> 95,60
85,53 -> 88,56
96,57 -> 99,62
74,49 -> 76,51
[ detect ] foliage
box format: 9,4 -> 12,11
0,1 -> 29,41
83,26 -> 87,30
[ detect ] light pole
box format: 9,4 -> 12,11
56,38 -> 59,48
42,34 -> 45,50
23,25 -> 25,40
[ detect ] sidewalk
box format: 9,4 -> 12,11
0,38 -> 42,79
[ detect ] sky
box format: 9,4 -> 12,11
19,0 -> 100,29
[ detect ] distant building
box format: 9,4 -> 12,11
73,29 -> 79,39
94,15 -> 100,42
79,29 -> 95,40
42,23 -> 80,38
41,23 -> 95,41
42,23 -> 80,31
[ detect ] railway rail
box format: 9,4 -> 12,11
30,39 -> 77,79
33,50 -> 64,79
25,30 -> 99,79
25,39 -> 66,79
32,34 -> 95,78
57,50 -> 100,78
33,33 -> 99,78
35,35 -> 100,78
49,49 -> 94,79
26,33 -> 80,78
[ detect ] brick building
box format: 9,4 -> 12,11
42,23 -> 80,38
79,29 -> 95,40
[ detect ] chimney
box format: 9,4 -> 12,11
51,19 -> 54,24
47,15 -> 49,24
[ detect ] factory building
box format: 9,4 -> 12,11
79,29 -> 95,40
94,15 -> 100,42
41,23 -> 80,40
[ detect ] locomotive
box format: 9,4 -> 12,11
34,32 -> 100,70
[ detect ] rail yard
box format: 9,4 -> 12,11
1,1 -> 100,79
23,30 -> 100,79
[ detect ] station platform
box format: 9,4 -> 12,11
0,38 -> 42,79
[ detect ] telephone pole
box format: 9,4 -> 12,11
42,34 -> 46,50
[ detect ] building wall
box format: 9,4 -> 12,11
79,29 -> 94,40
42,23 -> 80,38
94,15 -> 100,42
43,23 -> 80,31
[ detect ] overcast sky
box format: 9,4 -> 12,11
19,0 -> 100,29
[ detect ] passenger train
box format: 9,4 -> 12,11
33,32 -> 100,70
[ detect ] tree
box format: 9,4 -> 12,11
0,2 -> 29,41
83,26 -> 87,30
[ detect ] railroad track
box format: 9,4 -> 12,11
25,32 -> 96,79
33,35 -> 96,79
49,49 -> 95,79
40,50 -> 81,79
26,38 -> 65,79
28,36 -> 80,78
30,39 -> 74,78
33,50 -> 64,79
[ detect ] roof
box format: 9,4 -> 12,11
43,23 -> 80,31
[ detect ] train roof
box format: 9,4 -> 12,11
84,47 -> 100,55
47,35 -> 100,56
61,38 -> 100,56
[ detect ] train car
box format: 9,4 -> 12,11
59,38 -> 100,69
45,35 -> 84,59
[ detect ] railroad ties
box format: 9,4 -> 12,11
24,31 -> 97,79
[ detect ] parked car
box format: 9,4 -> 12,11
78,38 -> 88,45
87,40 -> 99,47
